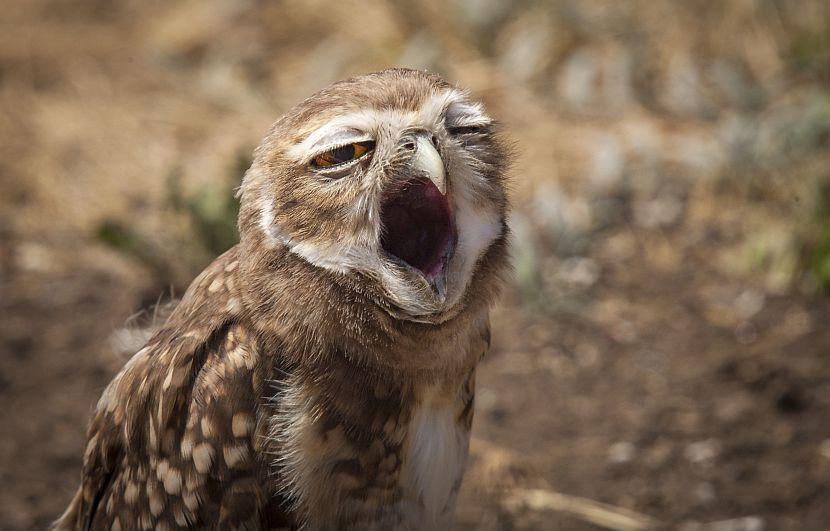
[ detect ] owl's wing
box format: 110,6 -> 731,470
55,248 -> 290,530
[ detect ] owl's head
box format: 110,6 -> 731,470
238,69 -> 508,323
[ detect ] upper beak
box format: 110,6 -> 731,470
409,135 -> 446,195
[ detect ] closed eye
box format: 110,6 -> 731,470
447,125 -> 488,136
310,141 -> 375,170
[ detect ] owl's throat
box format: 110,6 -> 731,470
380,176 -> 456,291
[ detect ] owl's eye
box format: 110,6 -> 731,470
311,141 -> 375,169
447,125 -> 487,136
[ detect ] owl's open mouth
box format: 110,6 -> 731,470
381,176 -> 456,291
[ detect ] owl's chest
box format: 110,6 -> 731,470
399,385 -> 471,528
276,372 -> 474,530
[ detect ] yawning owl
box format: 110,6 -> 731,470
56,68 -> 509,530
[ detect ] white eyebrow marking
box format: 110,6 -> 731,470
287,114 -> 384,162
445,100 -> 492,127
304,128 -> 373,157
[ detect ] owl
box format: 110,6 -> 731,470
56,68 -> 509,530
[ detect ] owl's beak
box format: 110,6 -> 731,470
409,136 -> 446,195
380,134 -> 456,299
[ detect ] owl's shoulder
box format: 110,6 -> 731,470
96,246 -> 249,439
56,248 -> 292,529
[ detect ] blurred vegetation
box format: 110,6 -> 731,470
801,180 -> 830,293
95,153 -> 248,291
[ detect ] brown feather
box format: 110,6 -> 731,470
56,68 -> 509,530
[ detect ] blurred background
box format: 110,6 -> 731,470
1,0 -> 830,529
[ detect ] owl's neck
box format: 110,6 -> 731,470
238,242 -> 494,379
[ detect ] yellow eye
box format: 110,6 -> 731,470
311,141 -> 374,168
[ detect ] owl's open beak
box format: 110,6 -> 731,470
380,136 -> 456,298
